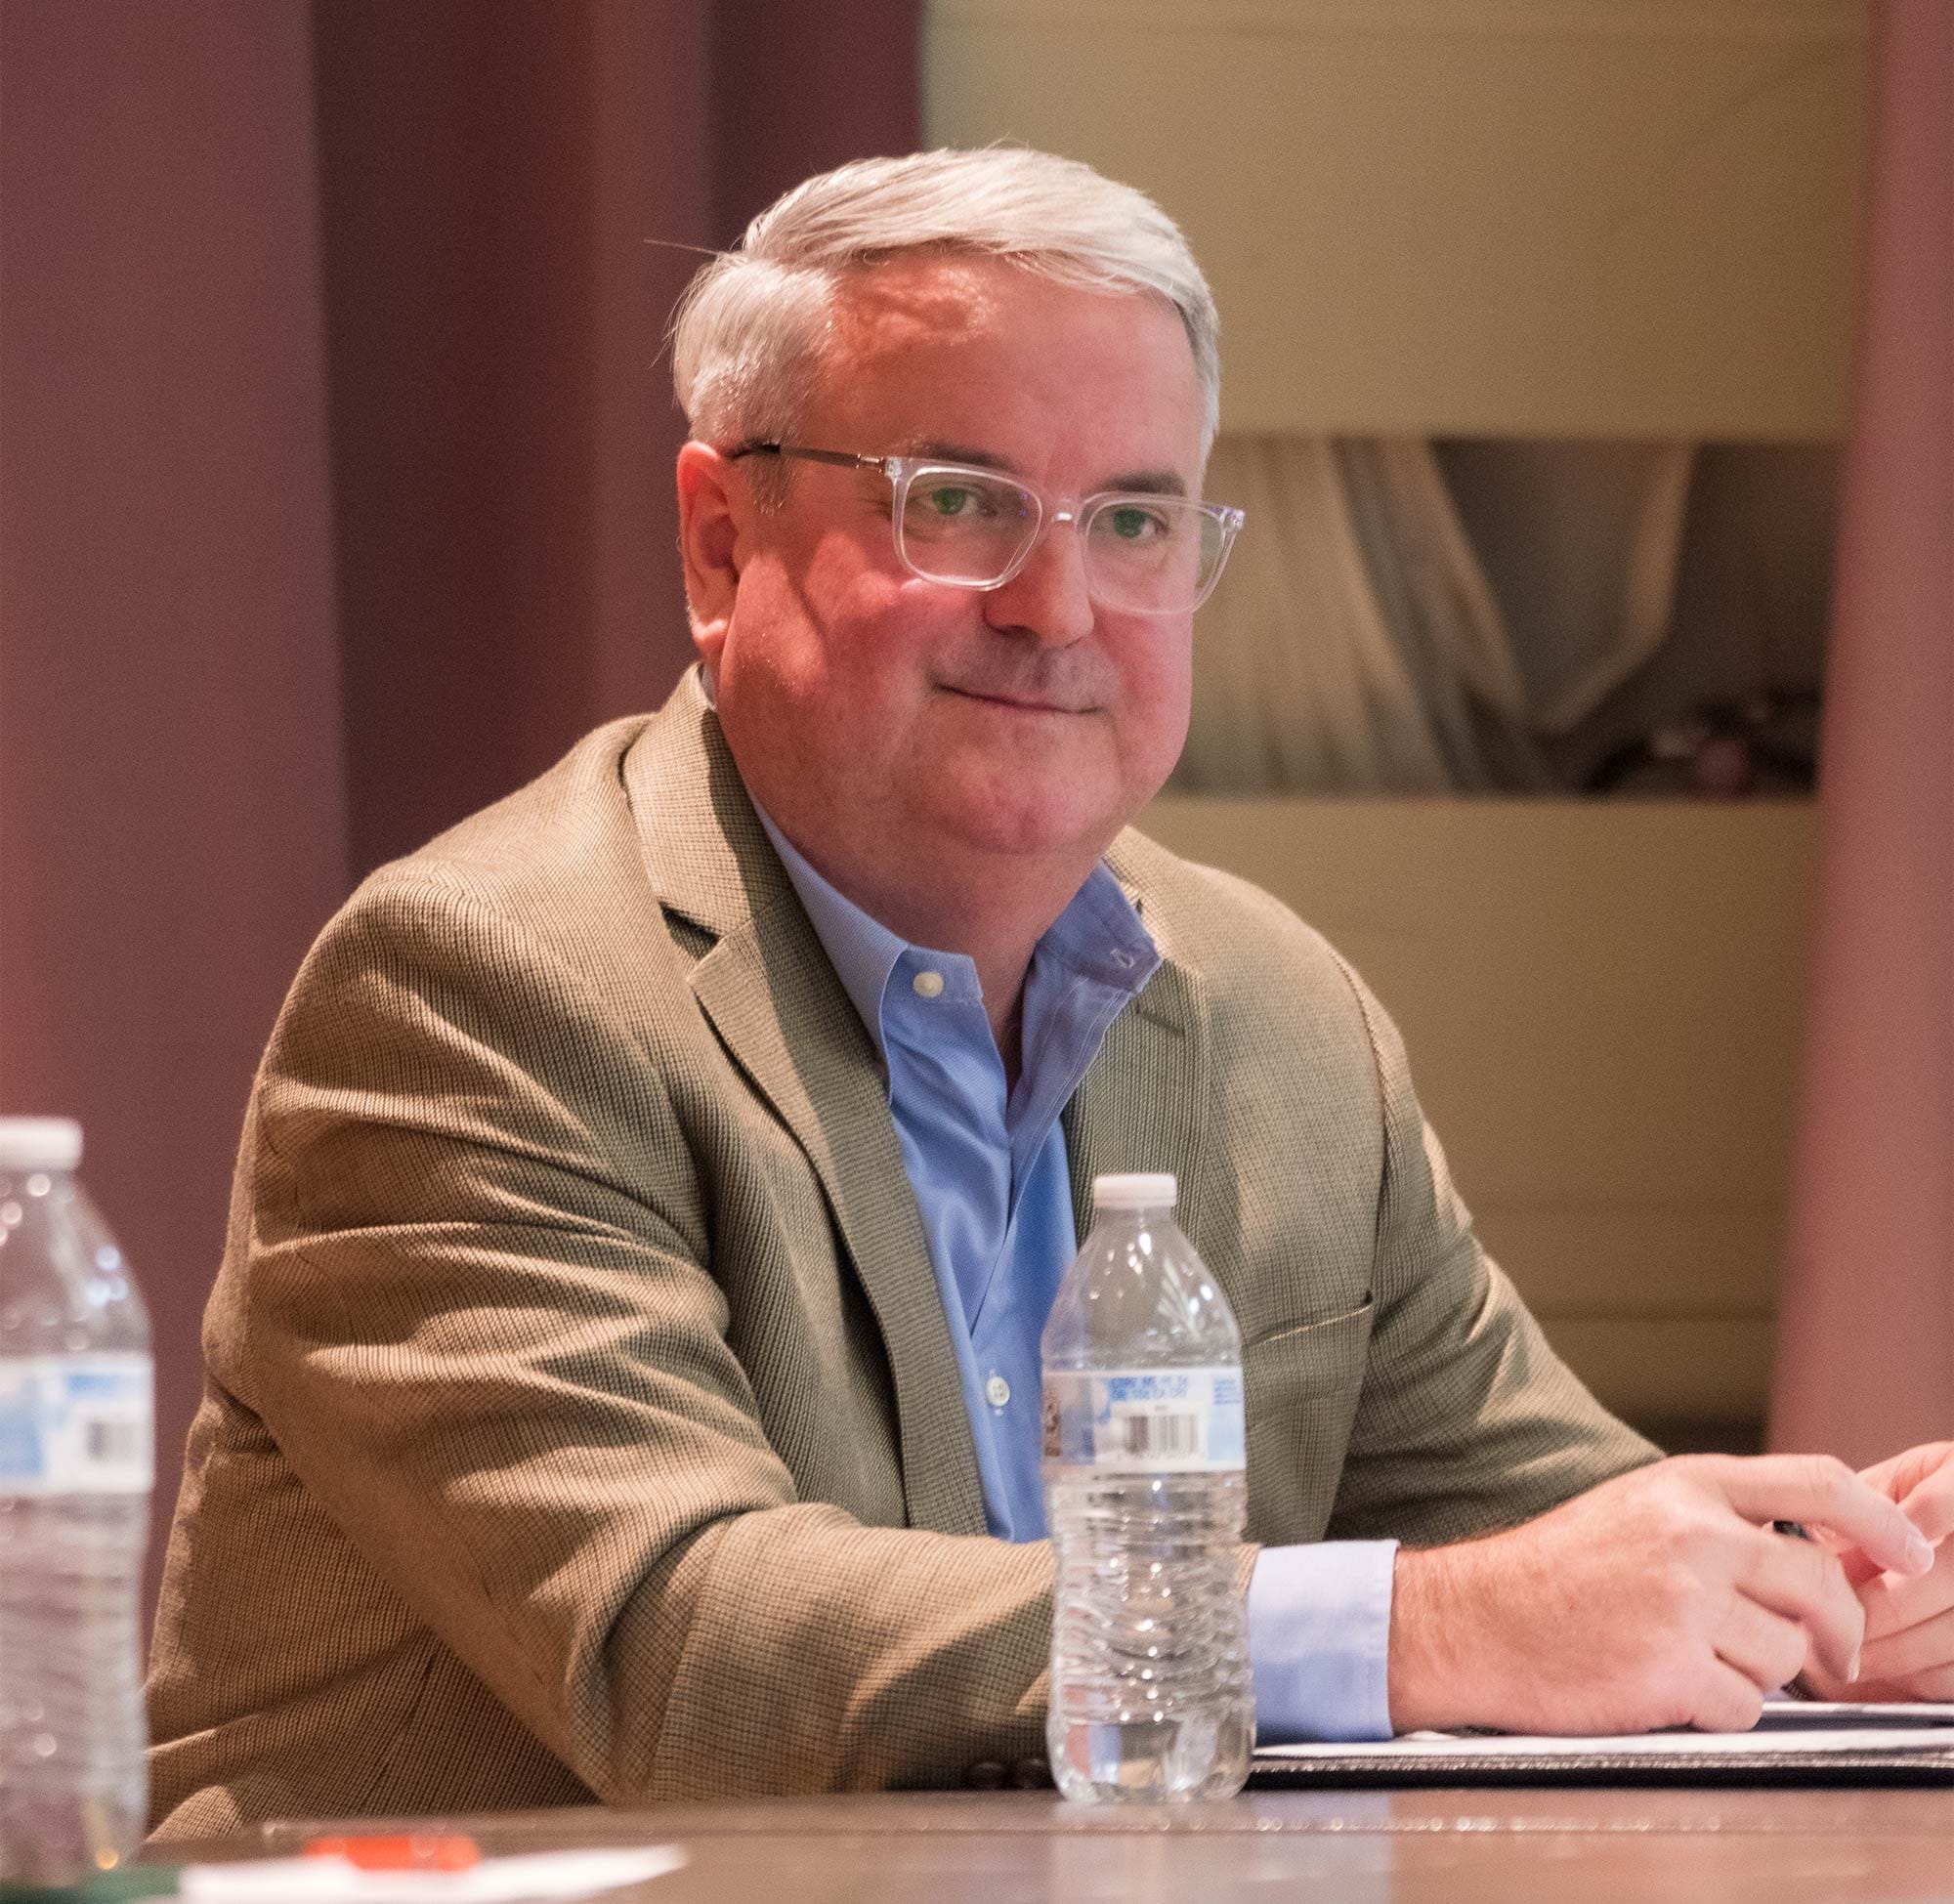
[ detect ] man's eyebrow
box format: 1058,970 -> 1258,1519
899,441 -> 1191,497
1100,470 -> 1188,497
897,439 -> 1018,470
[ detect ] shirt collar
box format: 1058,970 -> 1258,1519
750,805 -> 1158,1053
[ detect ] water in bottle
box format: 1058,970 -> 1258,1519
0,1119 -> 154,1886
1041,1172 -> 1252,1801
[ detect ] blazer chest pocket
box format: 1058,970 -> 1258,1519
1241,1295 -> 1375,1546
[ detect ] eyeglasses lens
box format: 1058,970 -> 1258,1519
896,470 -> 1225,612
1081,498 -> 1219,613
897,472 -> 1035,579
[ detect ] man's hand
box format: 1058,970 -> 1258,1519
1792,1440 -> 1954,1703
1387,1454 -> 1936,1736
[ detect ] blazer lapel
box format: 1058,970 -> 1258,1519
1063,954 -> 1211,1254
1064,831 -> 1213,1263
626,677 -> 989,1537
688,920 -> 990,1537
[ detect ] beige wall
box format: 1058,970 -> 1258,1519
1139,797 -> 1815,1438
925,0 -> 1864,439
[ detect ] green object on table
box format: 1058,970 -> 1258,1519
1,1865 -> 179,1900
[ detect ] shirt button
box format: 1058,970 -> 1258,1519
985,1374 -> 1010,1409
912,969 -> 946,999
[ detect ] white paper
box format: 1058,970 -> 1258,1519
177,1845 -> 685,1903
1256,1702 -> 1954,1763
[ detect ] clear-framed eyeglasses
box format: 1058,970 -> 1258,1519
727,443 -> 1246,616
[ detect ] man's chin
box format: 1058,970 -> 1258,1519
925,783 -> 1129,867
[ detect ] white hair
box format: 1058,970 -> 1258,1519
670,148 -> 1220,480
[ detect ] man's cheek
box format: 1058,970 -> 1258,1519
1126,649 -> 1195,748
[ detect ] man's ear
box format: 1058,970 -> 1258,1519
676,442 -> 746,672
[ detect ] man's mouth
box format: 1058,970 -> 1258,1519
942,684 -> 1086,715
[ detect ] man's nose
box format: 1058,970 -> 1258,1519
981,516 -> 1095,647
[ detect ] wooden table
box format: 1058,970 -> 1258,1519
164,1787 -> 1954,1902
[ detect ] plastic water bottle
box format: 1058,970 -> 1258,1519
1041,1172 -> 1252,1802
0,1119 -> 153,1886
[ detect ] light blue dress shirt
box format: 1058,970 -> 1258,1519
755,809 -> 1397,1742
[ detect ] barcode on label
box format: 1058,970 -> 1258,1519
1120,1414 -> 1200,1459
1045,1367 -> 1242,1474
85,1419 -> 141,1464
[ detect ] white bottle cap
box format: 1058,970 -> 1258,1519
0,1118 -> 84,1171
1093,1172 -> 1177,1211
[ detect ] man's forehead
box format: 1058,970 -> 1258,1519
826,251 -> 1187,370
814,252 -> 1203,468
828,252 -> 1004,353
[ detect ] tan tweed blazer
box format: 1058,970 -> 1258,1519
147,672 -> 1652,1834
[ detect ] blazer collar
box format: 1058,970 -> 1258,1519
624,667 -> 788,941
1060,930 -> 1211,1263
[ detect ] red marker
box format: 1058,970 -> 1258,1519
303,1835 -> 482,1871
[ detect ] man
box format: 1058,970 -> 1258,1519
148,149 -> 1952,1833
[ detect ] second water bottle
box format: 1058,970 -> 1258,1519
1041,1172 -> 1253,1802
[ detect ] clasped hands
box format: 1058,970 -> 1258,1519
1389,1441 -> 1954,1734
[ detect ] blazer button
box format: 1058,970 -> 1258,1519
965,1760 -> 1007,1790
1008,1756 -> 1051,1789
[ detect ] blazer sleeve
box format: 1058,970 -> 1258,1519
1321,957 -> 1662,1546
221,869 -> 1071,1802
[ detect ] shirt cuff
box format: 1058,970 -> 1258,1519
1248,1540 -> 1399,1743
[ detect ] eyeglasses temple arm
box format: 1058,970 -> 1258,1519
724,444 -> 880,471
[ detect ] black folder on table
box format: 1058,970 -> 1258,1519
1250,1702 -> 1954,1788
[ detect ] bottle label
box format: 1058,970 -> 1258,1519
1042,1367 -> 1246,1474
0,1353 -> 153,1494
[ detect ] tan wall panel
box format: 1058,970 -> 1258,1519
1547,1318 -> 1774,1425
1135,796 -> 1815,1423
925,0 -> 1864,439
1471,1206 -> 1780,1322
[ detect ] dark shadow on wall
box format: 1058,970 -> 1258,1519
314,0 -> 919,874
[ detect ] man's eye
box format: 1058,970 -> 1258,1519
921,485 -> 980,518
1104,505 -> 1166,540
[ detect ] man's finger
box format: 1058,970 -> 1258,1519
1859,1554 -> 1954,1643
1707,1454 -> 1934,1577
1857,1602 -> 1954,1684
1690,1660 -> 1766,1735
1866,1663 -> 1954,1701
1737,1528 -> 1863,1680
1895,1456 -> 1954,1546
1860,1440 -> 1954,1515
1712,1597 -> 1810,1695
